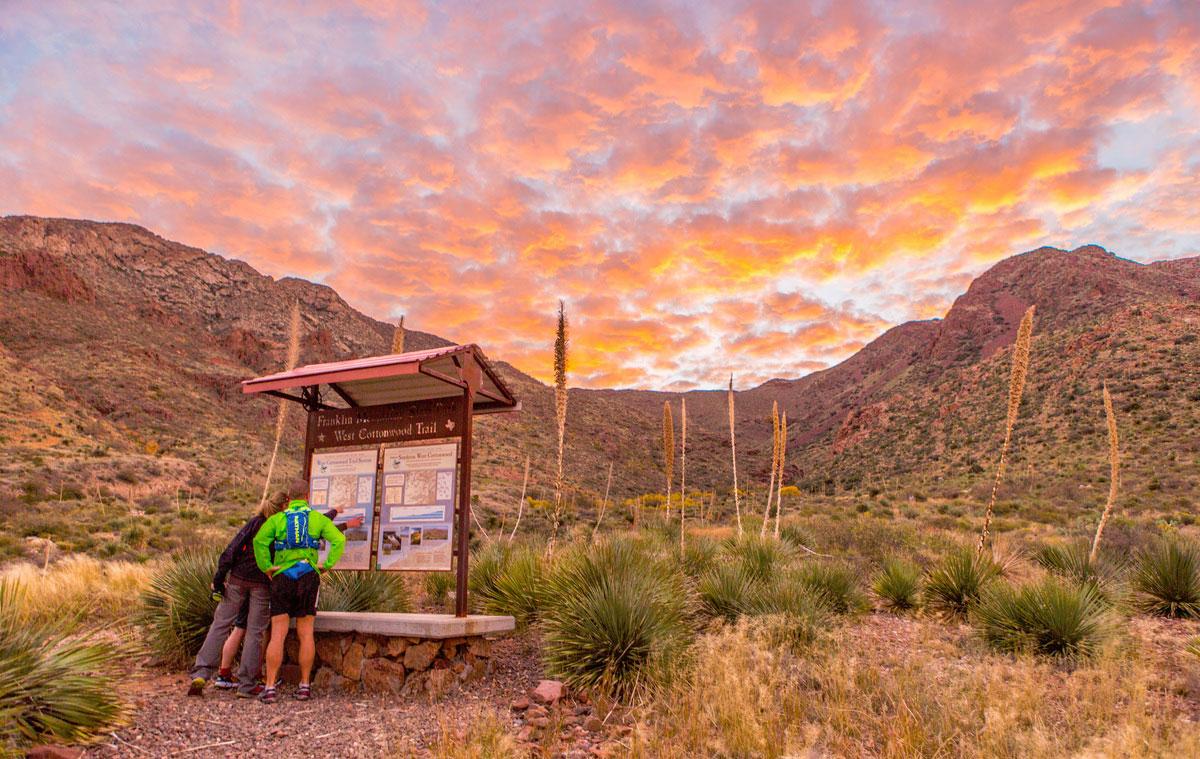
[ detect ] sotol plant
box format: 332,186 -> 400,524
136,550 -> 220,667
973,577 -> 1114,659
1132,540 -> 1200,618
0,580 -> 126,749
925,546 -> 1003,620
318,571 -> 411,614
978,304 -> 1035,555
873,558 -> 922,612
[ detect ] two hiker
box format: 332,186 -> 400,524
187,480 -> 346,701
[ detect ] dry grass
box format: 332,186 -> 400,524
1091,381 -> 1121,563
0,555 -> 152,626
633,616 -> 1200,758
978,304 -> 1035,555
428,709 -> 523,758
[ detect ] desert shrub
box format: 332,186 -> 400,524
697,563 -> 762,622
925,547 -> 1003,620
1132,540 -> 1200,618
0,580 -> 126,750
873,558 -> 922,612
318,571 -> 411,613
424,571 -> 456,608
972,577 -> 1114,659
469,542 -> 543,626
136,550 -> 219,667
795,562 -> 868,615
724,533 -> 788,583
680,536 -> 719,578
540,537 -> 691,700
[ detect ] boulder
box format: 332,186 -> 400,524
340,642 -> 365,680
312,666 -> 339,691
361,657 -> 406,694
531,679 -> 565,705
403,641 -> 439,671
315,636 -> 344,668
363,636 -> 380,659
511,696 -> 530,711
585,716 -> 605,732
385,637 -> 410,658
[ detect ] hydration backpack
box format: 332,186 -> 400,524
273,506 -> 321,552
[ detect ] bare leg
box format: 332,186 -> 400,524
264,614 -> 289,687
296,615 -> 315,686
220,627 -> 245,672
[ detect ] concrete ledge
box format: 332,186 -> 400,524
312,611 -> 515,639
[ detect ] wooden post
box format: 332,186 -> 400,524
455,386 -> 475,617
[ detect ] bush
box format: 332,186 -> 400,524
724,533 -> 788,583
469,542 -> 544,626
137,550 -> 219,667
925,547 -> 1003,620
541,537 -> 691,700
423,571 -> 456,609
318,571 -> 411,613
697,563 -> 762,622
873,558 -> 922,612
0,580 -> 126,750
1132,540 -> 1200,618
972,577 -> 1114,659
795,562 -> 868,615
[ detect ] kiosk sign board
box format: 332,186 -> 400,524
377,441 -> 458,571
309,448 -> 378,570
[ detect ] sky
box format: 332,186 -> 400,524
1,1 -> 1198,390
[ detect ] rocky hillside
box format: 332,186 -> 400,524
2,216 -> 1198,550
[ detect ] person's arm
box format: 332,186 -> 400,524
252,515 -> 278,575
319,513 -> 347,571
215,517 -> 259,590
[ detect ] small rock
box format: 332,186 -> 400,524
315,635 -> 343,668
527,705 -> 549,719
361,657 -> 406,694
573,705 -> 591,716
529,716 -> 550,728
404,641 -> 440,671
340,642 -> 365,680
584,716 -> 604,732
511,696 -> 531,711
532,679 -> 565,705
385,636 -> 409,657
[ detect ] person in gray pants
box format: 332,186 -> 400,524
187,491 -> 287,698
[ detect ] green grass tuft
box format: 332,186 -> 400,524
972,577 -> 1114,659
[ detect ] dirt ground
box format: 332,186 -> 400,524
85,634 -> 543,758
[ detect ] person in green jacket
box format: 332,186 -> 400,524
253,479 -> 346,703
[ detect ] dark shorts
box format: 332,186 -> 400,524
270,569 -> 320,618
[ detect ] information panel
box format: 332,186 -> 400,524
309,448 -> 377,570
376,441 -> 458,571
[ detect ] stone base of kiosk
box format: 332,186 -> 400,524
283,612 -> 516,697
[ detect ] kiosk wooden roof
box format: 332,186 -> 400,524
240,344 -> 519,413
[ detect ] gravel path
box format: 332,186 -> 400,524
86,634 -> 543,758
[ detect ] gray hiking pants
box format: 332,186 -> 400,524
189,575 -> 270,694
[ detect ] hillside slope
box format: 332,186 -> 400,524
2,216 -> 1197,559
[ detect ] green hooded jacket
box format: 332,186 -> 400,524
253,499 -> 346,575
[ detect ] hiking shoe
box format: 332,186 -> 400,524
186,677 -> 207,697
213,674 -> 238,690
294,684 -> 311,701
259,686 -> 278,704
236,683 -> 265,699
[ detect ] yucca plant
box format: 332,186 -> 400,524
796,562 -> 868,615
697,563 -> 763,622
540,537 -> 691,700
319,571 -> 411,613
873,558 -> 922,612
469,542 -> 543,626
0,580 -> 126,749
424,570 -> 456,609
1035,542 -> 1124,604
136,550 -> 220,667
925,547 -> 1003,620
680,535 -> 719,579
972,577 -> 1114,659
724,532 -> 788,583
1132,540 -> 1200,618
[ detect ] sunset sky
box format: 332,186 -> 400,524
2,1 -> 1197,390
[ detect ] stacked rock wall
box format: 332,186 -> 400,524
283,632 -> 494,698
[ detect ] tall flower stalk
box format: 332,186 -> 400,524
662,401 -> 675,519
774,412 -> 787,538
680,398 -> 687,549
978,305 -> 1036,555
761,401 -> 780,537
550,301 -> 569,549
592,461 -> 614,543
509,455 -> 531,541
258,299 -> 301,509
1089,383 -> 1120,563
728,375 -> 742,536
391,314 -> 405,353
